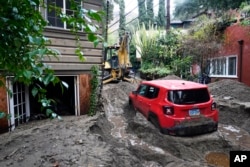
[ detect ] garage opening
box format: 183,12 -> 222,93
29,76 -> 77,119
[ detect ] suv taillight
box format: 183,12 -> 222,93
163,106 -> 174,115
211,102 -> 216,110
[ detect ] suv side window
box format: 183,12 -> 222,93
146,86 -> 159,99
138,85 -> 148,97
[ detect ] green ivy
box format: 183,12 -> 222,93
0,0 -> 61,119
88,65 -> 99,116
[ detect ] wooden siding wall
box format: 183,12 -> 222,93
43,0 -> 103,75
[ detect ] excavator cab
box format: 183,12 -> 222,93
106,46 -> 119,69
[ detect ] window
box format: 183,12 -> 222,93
146,86 -> 159,99
167,89 -> 210,105
47,0 -> 64,28
138,85 -> 147,96
228,57 -> 236,75
45,0 -> 82,29
137,85 -> 159,99
209,56 -> 237,77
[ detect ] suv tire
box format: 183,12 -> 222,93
148,113 -> 163,134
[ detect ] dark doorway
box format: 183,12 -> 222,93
29,76 -> 75,119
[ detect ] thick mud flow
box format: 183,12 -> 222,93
98,82 -> 250,167
1,80 -> 250,167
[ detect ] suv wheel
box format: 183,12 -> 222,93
148,113 -> 163,133
129,99 -> 137,115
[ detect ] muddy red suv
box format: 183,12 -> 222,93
129,80 -> 218,136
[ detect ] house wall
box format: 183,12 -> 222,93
218,24 -> 250,86
43,28 -> 102,75
43,0 -> 103,114
43,0 -> 103,74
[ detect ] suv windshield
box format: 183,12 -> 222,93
167,88 -> 210,104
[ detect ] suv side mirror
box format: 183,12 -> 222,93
132,91 -> 137,95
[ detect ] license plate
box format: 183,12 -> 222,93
189,109 -> 200,116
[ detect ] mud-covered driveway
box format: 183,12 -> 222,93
1,79 -> 250,167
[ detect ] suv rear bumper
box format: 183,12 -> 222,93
162,121 -> 218,136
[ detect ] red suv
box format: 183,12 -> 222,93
129,80 -> 218,136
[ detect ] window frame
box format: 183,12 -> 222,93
41,0 -> 83,30
209,55 -> 237,78
7,78 -> 30,131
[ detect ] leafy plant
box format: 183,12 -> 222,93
0,0 -> 61,119
240,2 -> 250,25
170,56 -> 192,78
132,23 -> 185,79
88,65 -> 99,116
180,15 -> 224,75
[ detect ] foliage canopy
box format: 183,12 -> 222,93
173,0 -> 248,20
132,24 -> 192,79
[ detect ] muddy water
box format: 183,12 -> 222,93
107,114 -> 166,155
103,85 -> 167,156
204,124 -> 250,167
107,111 -> 250,167
205,152 -> 229,167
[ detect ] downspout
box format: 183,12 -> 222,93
100,0 -> 109,98
238,40 -> 244,82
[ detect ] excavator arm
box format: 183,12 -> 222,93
102,32 -> 134,84
118,33 -> 131,67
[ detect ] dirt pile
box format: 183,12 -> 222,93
208,80 -> 250,134
208,79 -> 250,102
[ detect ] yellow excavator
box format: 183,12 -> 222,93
102,32 -> 134,84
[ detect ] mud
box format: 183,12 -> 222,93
0,78 -> 250,167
